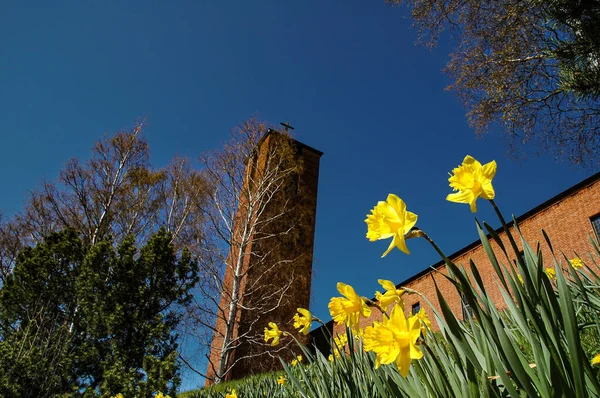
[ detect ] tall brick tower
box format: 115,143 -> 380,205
206,127 -> 322,384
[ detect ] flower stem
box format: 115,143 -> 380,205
489,199 -> 523,266
364,297 -> 389,319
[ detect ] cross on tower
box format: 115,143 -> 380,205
280,122 -> 295,132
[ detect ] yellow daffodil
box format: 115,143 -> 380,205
328,354 -> 334,362
328,282 -> 372,330
225,389 -> 238,398
365,194 -> 418,257
293,308 -> 312,335
570,258 -> 583,269
264,322 -> 282,346
592,353 -> 600,366
277,375 -> 286,385
375,279 -> 405,309
517,274 -> 524,285
446,155 -> 497,213
545,267 -> 556,280
333,333 -> 348,357
417,308 -> 432,335
363,304 -> 423,377
110,395 -> 124,398
291,355 -> 302,366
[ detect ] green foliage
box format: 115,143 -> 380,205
0,228 -> 198,397
548,0 -> 600,98
386,0 -> 600,167
188,219 -> 600,397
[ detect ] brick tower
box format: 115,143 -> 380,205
206,128 -> 322,384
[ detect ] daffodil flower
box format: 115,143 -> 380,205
570,258 -> 583,269
365,194 -> 418,257
293,308 -> 312,335
446,155 -> 497,212
264,322 -> 282,346
375,279 -> 405,309
417,308 -> 432,335
225,389 -> 237,398
328,282 -> 372,330
332,333 -> 348,358
363,304 -> 423,377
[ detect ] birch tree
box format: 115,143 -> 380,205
193,118 -> 310,383
0,124 -> 207,283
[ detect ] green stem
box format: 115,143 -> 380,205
489,199 -> 523,268
364,297 -> 389,319
419,229 -> 448,262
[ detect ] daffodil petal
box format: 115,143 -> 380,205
404,211 -> 418,234
481,160 -> 497,180
463,155 -> 476,165
393,234 -> 410,255
469,198 -> 478,213
481,181 -> 495,200
396,347 -> 412,377
410,343 -> 423,360
446,191 -> 472,204
379,279 -> 396,291
386,194 -> 405,214
382,237 -> 396,257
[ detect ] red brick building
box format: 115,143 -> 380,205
313,171 -> 600,343
206,129 -> 322,383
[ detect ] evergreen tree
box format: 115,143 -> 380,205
0,228 -> 198,397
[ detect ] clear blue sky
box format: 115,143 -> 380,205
1,0 -> 595,391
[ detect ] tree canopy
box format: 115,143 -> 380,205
388,0 -> 600,167
0,228 -> 198,397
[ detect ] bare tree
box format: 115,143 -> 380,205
0,213 -> 22,283
191,119 -> 312,384
387,0 -> 600,167
0,124 -> 207,283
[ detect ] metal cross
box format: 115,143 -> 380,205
280,122 -> 295,132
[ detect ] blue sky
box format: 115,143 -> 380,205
1,0 -> 595,391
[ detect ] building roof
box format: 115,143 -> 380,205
264,128 -> 324,157
395,169 -> 600,289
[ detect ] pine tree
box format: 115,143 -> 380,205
0,228 -> 198,397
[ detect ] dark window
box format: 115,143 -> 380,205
461,293 -> 473,320
411,302 -> 420,315
591,214 -> 600,241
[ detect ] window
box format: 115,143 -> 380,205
591,214 -> 600,241
461,293 -> 473,320
411,302 -> 420,315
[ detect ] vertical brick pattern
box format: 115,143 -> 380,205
206,131 -> 322,383
328,177 -> 600,338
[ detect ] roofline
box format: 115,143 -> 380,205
310,169 -> 600,337
393,169 -> 600,289
264,128 -> 324,157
